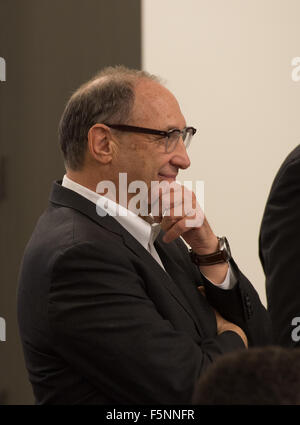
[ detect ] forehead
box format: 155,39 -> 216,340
130,79 -> 186,129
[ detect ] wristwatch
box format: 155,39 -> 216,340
189,236 -> 232,266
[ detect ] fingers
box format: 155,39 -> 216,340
150,181 -> 205,243
150,181 -> 200,221
162,213 -> 204,242
150,181 -> 183,219
161,207 -> 205,243
162,217 -> 191,243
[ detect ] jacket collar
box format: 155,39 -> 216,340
50,180 -> 126,236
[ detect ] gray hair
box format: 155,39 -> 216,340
59,65 -> 161,170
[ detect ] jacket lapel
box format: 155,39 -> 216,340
49,181 -> 126,236
122,229 -> 206,336
50,181 -> 206,336
155,237 -> 217,337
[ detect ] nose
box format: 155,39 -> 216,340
169,137 -> 191,170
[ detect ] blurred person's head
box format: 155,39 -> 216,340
192,346 -> 300,405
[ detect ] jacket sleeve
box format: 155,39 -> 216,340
259,155 -> 300,346
48,239 -> 245,404
202,259 -> 273,346
174,238 -> 272,347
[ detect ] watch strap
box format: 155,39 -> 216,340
189,236 -> 231,266
189,249 -> 228,266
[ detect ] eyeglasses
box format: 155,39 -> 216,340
104,124 -> 197,153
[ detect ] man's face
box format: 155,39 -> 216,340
111,79 -> 191,202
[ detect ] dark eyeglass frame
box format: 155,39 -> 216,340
103,123 -> 197,152
104,123 -> 196,138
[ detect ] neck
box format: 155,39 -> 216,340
66,169 -> 104,193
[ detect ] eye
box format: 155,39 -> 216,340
152,134 -> 166,143
168,129 -> 181,140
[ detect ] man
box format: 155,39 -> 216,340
260,145 -> 300,346
18,66 -> 271,404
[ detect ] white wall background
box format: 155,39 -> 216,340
142,0 -> 300,306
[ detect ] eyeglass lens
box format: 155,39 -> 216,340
166,128 -> 194,152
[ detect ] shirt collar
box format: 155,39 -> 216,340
62,175 -> 161,250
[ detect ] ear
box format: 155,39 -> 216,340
87,124 -> 116,164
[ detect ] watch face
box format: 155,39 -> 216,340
189,237 -> 232,266
222,237 -> 231,261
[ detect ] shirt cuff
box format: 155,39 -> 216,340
201,264 -> 237,290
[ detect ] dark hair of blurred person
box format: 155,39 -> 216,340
192,346 -> 300,405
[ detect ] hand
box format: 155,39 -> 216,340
150,181 -> 206,248
150,182 -> 229,284
214,308 -> 248,348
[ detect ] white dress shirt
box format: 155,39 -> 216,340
62,175 -> 236,289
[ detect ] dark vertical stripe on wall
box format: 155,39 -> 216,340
0,0 -> 141,404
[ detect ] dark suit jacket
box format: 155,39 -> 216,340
260,144 -> 300,346
18,181 -> 271,404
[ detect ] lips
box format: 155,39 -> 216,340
158,173 -> 177,180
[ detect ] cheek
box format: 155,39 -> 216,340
124,144 -> 166,183
129,142 -> 139,152
124,154 -> 149,183
131,159 -> 155,186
